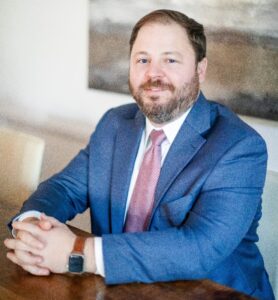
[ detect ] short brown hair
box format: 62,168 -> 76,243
129,9 -> 206,63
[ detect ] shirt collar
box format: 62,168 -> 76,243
144,106 -> 192,147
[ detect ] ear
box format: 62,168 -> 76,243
197,57 -> 207,83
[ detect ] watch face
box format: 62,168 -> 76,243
68,254 -> 84,273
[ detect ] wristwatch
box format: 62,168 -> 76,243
68,236 -> 87,273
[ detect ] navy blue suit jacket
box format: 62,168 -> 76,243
17,93 -> 274,299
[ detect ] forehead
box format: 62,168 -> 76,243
131,21 -> 194,55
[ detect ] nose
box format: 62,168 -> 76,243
145,61 -> 164,79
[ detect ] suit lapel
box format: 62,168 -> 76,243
110,110 -> 145,233
152,93 -> 214,217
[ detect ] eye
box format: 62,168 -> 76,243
137,58 -> 148,64
167,58 -> 177,63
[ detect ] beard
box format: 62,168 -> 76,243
129,72 -> 200,124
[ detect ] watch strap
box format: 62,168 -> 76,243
72,236 -> 86,254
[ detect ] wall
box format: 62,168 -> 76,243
0,0 -> 277,172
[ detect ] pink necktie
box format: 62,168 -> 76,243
124,130 -> 166,232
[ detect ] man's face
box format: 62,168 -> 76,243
129,22 -> 207,125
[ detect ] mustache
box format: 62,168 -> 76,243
139,79 -> 175,92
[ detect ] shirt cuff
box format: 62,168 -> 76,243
11,210 -> 41,237
94,237 -> 105,277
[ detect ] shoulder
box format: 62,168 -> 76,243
203,100 -> 267,189
91,103 -> 141,139
100,103 -> 140,124
188,93 -> 264,145
208,99 -> 265,143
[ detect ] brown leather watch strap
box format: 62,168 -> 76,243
72,236 -> 86,254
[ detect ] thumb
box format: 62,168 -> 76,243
38,219 -> 53,231
39,213 -> 61,228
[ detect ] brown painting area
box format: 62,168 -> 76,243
88,23 -> 278,121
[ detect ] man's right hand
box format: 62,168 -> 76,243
4,214 -> 54,275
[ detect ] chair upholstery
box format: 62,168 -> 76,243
0,127 -> 45,206
258,170 -> 278,298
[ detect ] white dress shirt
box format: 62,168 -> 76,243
15,107 -> 192,277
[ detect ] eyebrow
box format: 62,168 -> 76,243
163,51 -> 183,58
133,51 -> 149,56
133,51 -> 183,57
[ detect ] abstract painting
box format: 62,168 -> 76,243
88,0 -> 278,120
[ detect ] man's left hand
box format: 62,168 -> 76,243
5,216 -> 76,274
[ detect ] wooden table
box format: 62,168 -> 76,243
0,201 -> 255,300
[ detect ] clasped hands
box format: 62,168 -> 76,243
4,214 -> 77,276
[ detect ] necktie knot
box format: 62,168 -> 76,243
150,130 -> 166,147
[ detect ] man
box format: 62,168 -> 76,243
4,9 -> 274,299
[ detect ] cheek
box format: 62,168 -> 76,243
129,75 -> 139,90
166,72 -> 186,87
129,67 -> 136,84
129,67 -> 145,87
169,67 -> 195,86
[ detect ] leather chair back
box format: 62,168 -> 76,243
0,127 -> 45,206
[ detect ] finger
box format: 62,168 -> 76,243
14,249 -> 43,265
22,217 -> 40,225
16,230 -> 45,249
4,238 -> 42,252
6,251 -> 22,266
6,252 -> 50,276
21,264 -> 50,276
40,214 -> 61,227
12,221 -> 43,236
14,248 -> 42,264
38,219 -> 53,231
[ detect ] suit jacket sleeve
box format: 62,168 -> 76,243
11,108 -> 114,224
15,145 -> 90,223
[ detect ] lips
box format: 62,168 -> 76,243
145,87 -> 168,92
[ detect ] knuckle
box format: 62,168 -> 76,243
14,249 -> 23,260
16,240 -> 27,251
16,230 -> 23,239
18,231 -> 32,245
18,230 -> 28,242
15,250 -> 29,263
